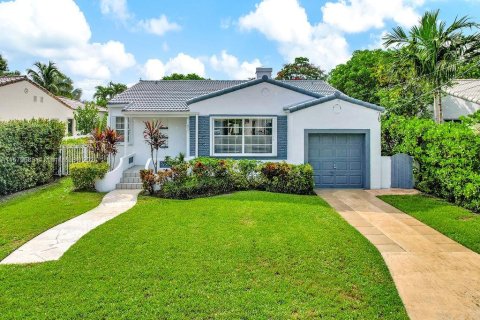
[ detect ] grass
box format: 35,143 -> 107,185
380,194 -> 480,253
61,137 -> 88,146
0,191 -> 407,319
0,179 -> 104,260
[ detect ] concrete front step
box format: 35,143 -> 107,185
120,177 -> 141,183
123,171 -> 141,178
116,183 -> 143,190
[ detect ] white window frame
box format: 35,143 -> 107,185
210,116 -> 277,157
113,116 -> 132,145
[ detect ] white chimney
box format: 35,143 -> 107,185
256,67 -> 272,79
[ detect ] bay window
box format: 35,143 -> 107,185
212,117 -> 275,156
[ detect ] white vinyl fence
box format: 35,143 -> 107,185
54,145 -> 95,176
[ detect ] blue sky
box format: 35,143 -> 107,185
0,0 -> 479,99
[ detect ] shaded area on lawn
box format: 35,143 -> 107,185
0,191 -> 407,319
380,194 -> 480,253
0,178 -> 104,260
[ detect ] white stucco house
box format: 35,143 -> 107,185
0,76 -> 78,135
442,79 -> 480,121
105,68 -> 388,191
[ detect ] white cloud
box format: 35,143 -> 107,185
321,0 -> 423,33
238,0 -> 423,70
138,15 -> 181,36
143,59 -> 166,80
0,0 -> 136,99
210,50 -> 261,79
238,0 -> 349,70
142,53 -> 206,80
100,0 -> 131,21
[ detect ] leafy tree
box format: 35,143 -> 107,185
275,57 -> 327,80
0,54 -> 20,76
457,56 -> 480,79
329,50 -> 388,104
328,49 -> 432,117
383,10 -> 480,122
94,82 -> 128,107
162,73 -> 205,80
74,102 -> 102,135
27,61 -> 81,99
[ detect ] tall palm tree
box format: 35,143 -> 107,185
27,61 -> 63,94
383,10 -> 480,122
27,61 -> 82,100
94,82 -> 127,107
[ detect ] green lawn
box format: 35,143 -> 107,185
380,194 -> 480,253
0,179 -> 104,260
0,191 -> 407,319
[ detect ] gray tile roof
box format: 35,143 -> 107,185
444,79 -> 480,104
0,75 -> 26,87
110,79 -> 339,112
58,97 -> 85,110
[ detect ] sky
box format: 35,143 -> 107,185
0,0 -> 479,99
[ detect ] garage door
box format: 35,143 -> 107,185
308,133 -> 365,188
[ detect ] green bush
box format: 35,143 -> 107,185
382,114 -> 480,212
0,119 -> 64,195
143,157 -> 315,199
70,162 -> 109,190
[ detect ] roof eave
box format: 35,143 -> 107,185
285,92 -> 385,113
185,76 -> 323,105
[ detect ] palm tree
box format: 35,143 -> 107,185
383,10 -> 480,122
27,61 -> 82,100
94,82 -> 127,107
27,61 -> 63,94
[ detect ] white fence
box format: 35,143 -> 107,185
55,145 -> 95,176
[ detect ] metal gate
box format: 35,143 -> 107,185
391,153 -> 414,189
55,145 -> 95,176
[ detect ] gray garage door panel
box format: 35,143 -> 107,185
308,134 -> 365,188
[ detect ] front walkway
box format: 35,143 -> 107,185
1,189 -> 141,265
317,189 -> 480,320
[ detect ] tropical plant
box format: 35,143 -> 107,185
383,10 -> 480,122
162,73 -> 205,80
143,120 -> 167,172
74,102 -> 101,135
88,127 -> 122,169
93,82 -> 128,107
104,128 -> 122,170
276,57 -> 327,80
0,55 -> 20,76
26,61 -> 81,99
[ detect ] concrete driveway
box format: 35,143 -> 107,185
317,189 -> 480,320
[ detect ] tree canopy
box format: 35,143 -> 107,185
275,57 -> 327,80
93,82 -> 128,107
328,49 -> 432,117
27,61 -> 81,99
383,9 -> 480,122
162,73 -> 206,80
74,102 -> 105,135
0,55 -> 20,76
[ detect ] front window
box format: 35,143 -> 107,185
213,117 -> 275,155
115,117 -> 130,143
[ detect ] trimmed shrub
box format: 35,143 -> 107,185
142,157 -> 315,199
70,162 -> 109,190
0,119 -> 64,195
382,114 -> 480,212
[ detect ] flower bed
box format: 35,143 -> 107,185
140,157 -> 314,199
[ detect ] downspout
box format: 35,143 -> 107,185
195,114 -> 199,157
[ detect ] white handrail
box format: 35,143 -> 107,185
145,158 -> 152,170
95,153 -> 135,192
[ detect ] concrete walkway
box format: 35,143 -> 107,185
1,189 -> 141,265
317,189 -> 480,320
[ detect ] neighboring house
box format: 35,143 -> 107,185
442,79 -> 480,121
0,76 -> 77,135
108,68 -> 385,189
59,97 -> 108,120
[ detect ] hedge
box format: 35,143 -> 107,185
382,114 -> 480,212
141,157 -> 314,199
0,119 -> 64,195
70,162 -> 109,190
